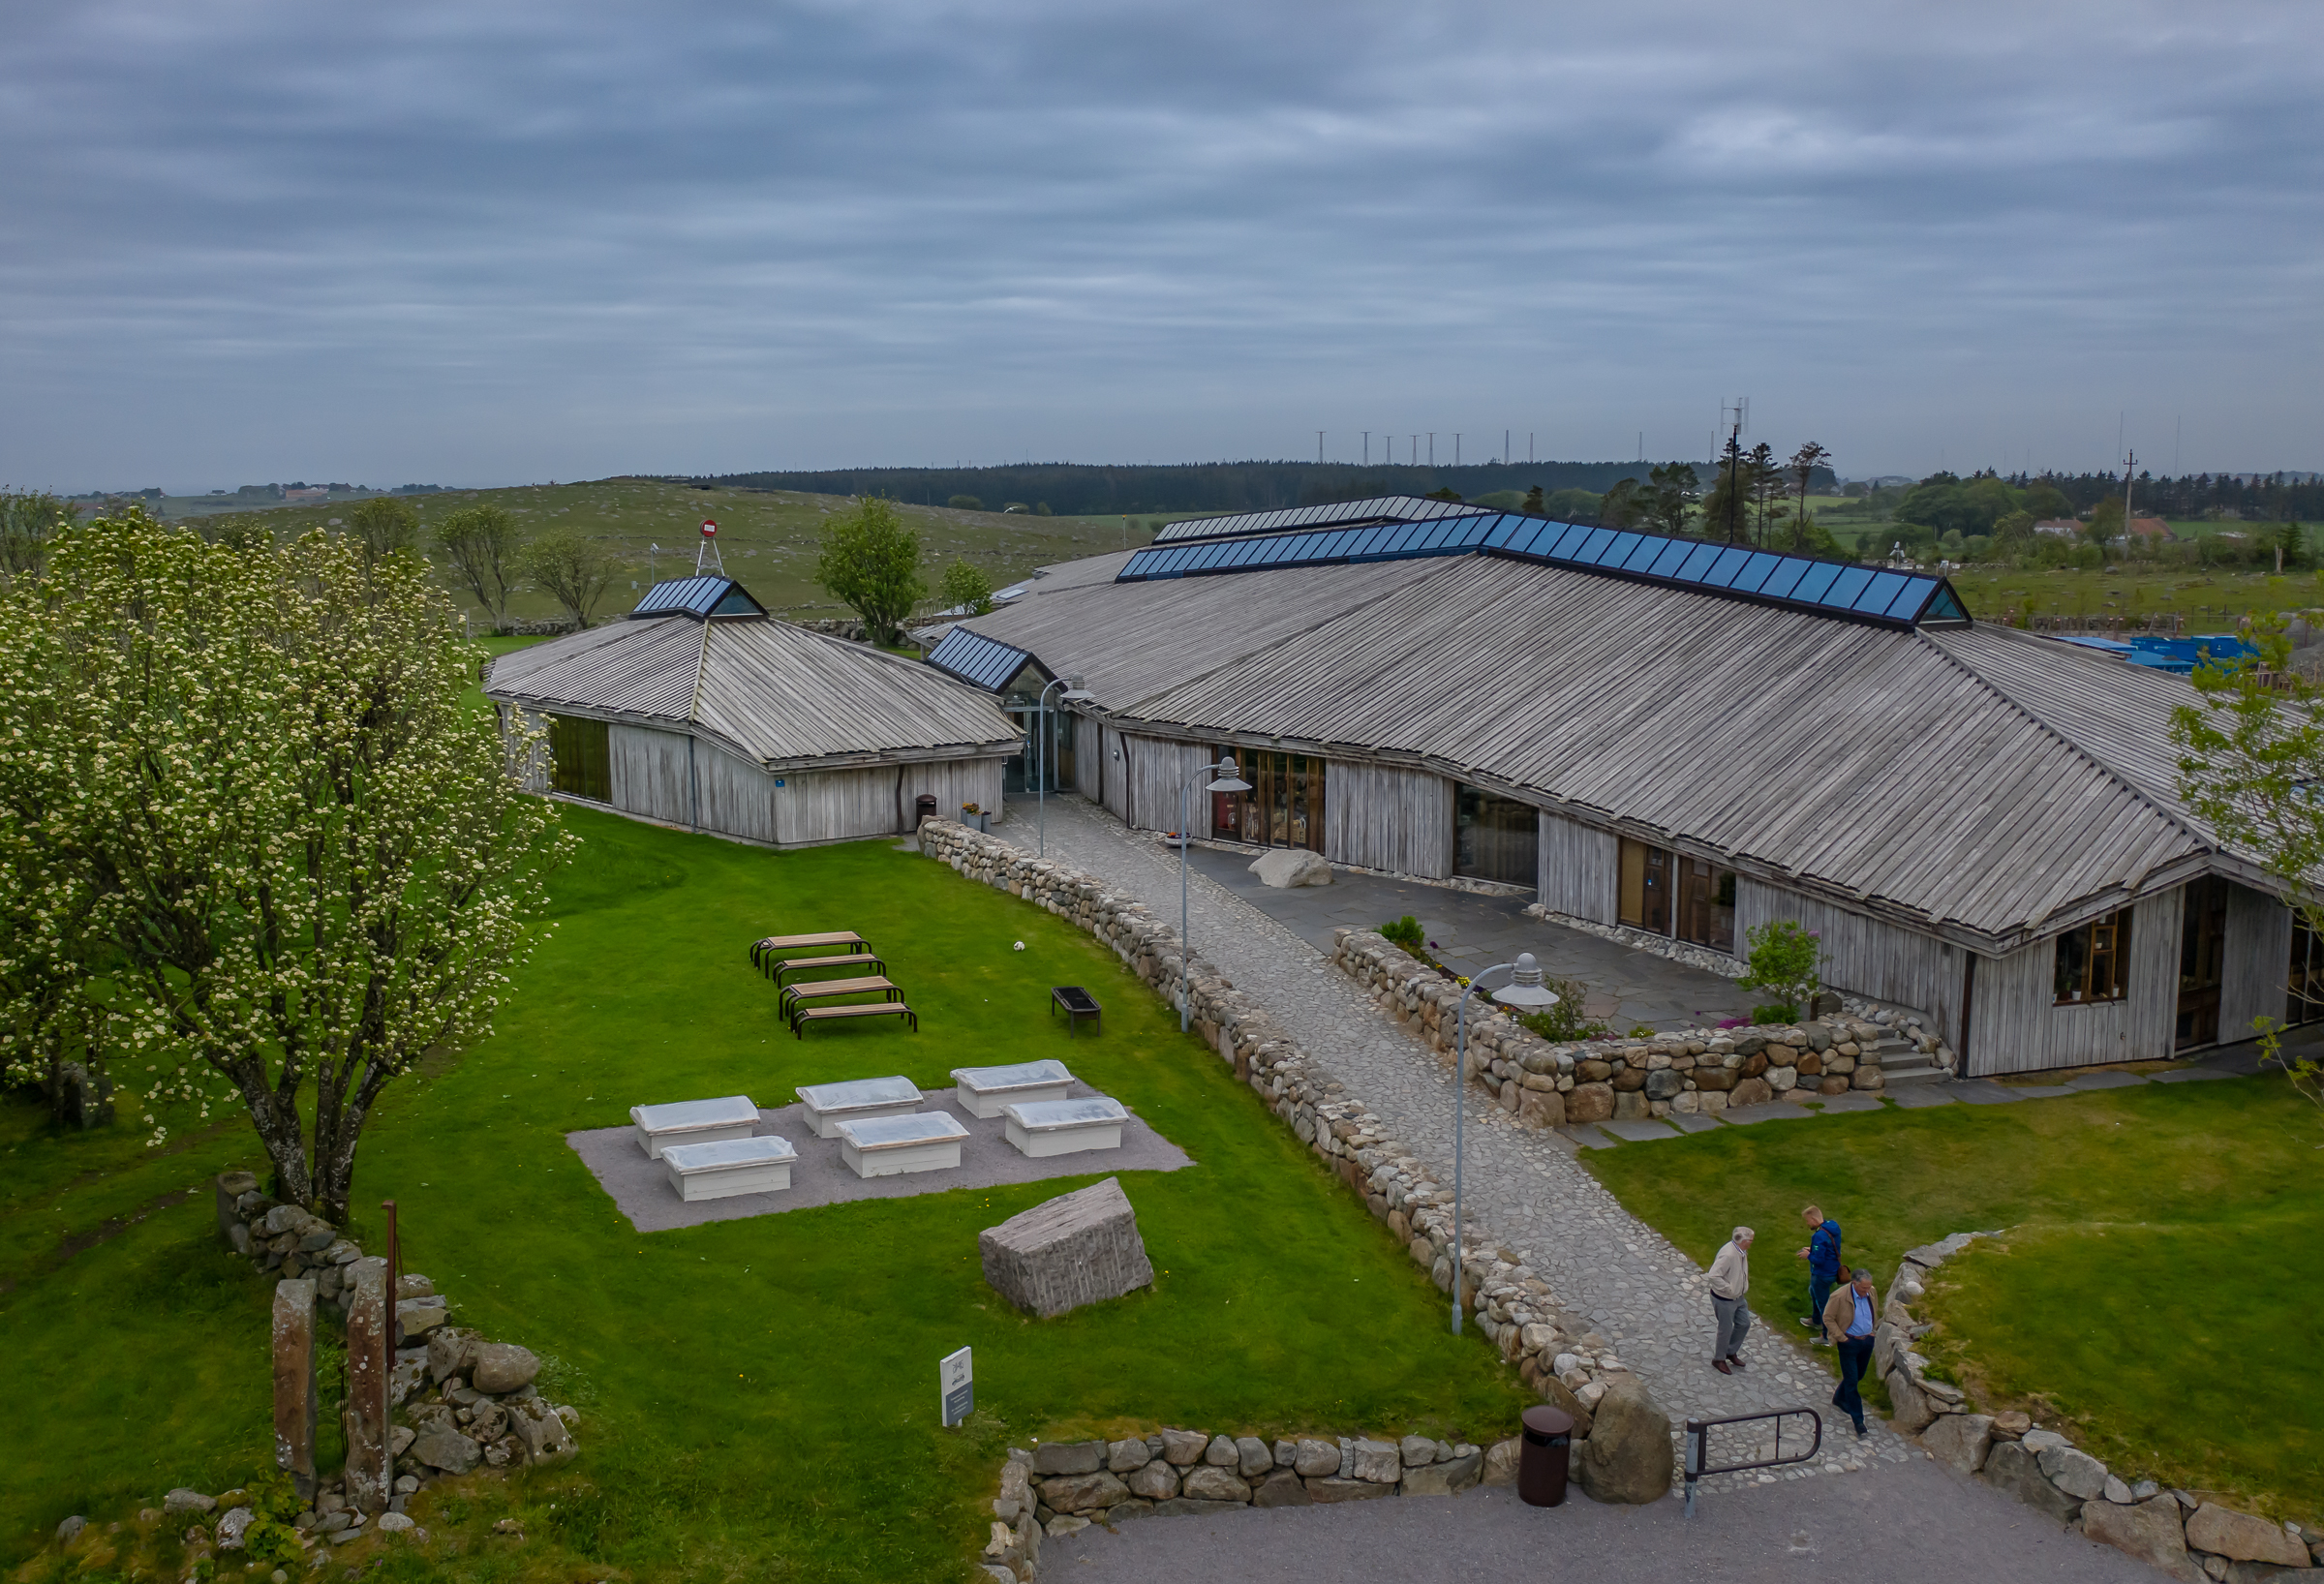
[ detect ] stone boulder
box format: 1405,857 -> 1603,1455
2083,1497 -> 2202,1584
1126,1461 -> 1178,1500
471,1343 -> 540,1394
1159,1427 -> 1209,1466
1252,1470 -> 1311,1508
1401,1451 -> 1482,1496
1884,1367 -> 1937,1434
2035,1444 -> 2110,1501
980,1177 -> 1154,1319
1292,1438 -> 1340,1477
1572,1377 -> 1672,1505
1482,1438 -> 1522,1486
1566,1083 -> 1615,1124
411,1429 -> 482,1476
1978,1440 -> 2082,1524
2185,1506 -> 2310,1568
507,1398 -> 577,1466
164,1489 -> 217,1516
1250,848 -> 1331,888
1105,1438 -> 1150,1473
1351,1439 -> 1401,1483
1178,1467 -> 1250,1503
1040,1472 -> 1129,1513
1918,1413 -> 1993,1476
1729,1076 -> 1773,1107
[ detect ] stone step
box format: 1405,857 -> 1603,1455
1880,1063 -> 1948,1087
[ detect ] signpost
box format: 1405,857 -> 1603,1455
940,1346 -> 974,1427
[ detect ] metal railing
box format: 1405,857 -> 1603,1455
1682,1408 -> 1823,1516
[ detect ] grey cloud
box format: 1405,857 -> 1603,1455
0,0 -> 2318,487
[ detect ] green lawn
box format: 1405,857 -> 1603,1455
0,807 -> 1526,1578
1582,1081 -> 2324,1522
1947,565 -> 2324,629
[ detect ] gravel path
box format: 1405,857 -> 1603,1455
1022,795 -> 1915,1479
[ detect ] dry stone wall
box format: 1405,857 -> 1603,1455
1894,1234 -> 2323,1582
1331,929 -> 1892,1126
916,819 -> 1667,1572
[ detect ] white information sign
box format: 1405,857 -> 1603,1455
940,1346 -> 974,1426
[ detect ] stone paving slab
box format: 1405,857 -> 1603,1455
1718,1101 -> 1817,1125
1947,1081 -> 2025,1105
2150,1066 -> 2237,1083
1601,1118 -> 1683,1142
1014,794 -> 1920,1465
1886,1087 -> 1960,1109
2001,1082 -> 2078,1098
1560,1124 -> 1623,1150
1669,1113 -> 1725,1134
2064,1070 -> 2149,1089
1807,1092 -> 1885,1113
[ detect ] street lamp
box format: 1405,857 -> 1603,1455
1450,954 -> 1560,1334
1176,754 -> 1251,1032
1035,675 -> 1090,857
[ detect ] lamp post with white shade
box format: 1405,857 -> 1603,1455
1450,954 -> 1560,1334
1034,675 -> 1090,858
1176,755 -> 1251,1032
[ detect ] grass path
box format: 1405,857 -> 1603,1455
1581,1081 -> 2323,1520
2,808 -> 1526,1578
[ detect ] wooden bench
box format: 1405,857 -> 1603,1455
749,930 -> 868,971
780,975 -> 902,1025
792,1002 -> 918,1038
767,951 -> 887,987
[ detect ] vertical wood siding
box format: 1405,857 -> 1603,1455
609,724 -> 691,825
1115,735 -> 1212,835
1539,811 -> 1618,925
501,705 -> 551,794
1737,879 -> 1967,1048
773,767 -> 896,845
1323,762 -> 1453,878
903,759 -> 1005,829
2219,881 -> 2292,1043
1967,891 -> 2182,1075
696,746 -> 775,842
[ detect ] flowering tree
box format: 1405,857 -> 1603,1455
0,512 -> 572,1220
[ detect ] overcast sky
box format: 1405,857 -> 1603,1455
4,0 -> 2319,491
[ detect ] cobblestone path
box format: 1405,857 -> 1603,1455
1020,795 -> 1915,1484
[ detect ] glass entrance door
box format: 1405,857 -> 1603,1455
2176,876 -> 2228,1049
1211,749 -> 1324,851
1454,785 -> 1538,888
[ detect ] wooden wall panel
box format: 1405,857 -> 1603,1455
1968,891 -> 2182,1075
905,758 -> 1006,830
1737,879 -> 1966,1048
696,746 -> 777,843
2219,881 -> 2292,1043
774,766 -> 898,846
609,724 -> 691,825
501,705 -> 551,794
1323,762 -> 1453,879
1539,811 -> 1618,925
1115,734 -> 1210,835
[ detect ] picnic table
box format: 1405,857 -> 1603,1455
1050,985 -> 1102,1036
749,931 -> 869,971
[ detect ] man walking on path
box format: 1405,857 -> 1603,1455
1796,1205 -> 1844,1344
1824,1265 -> 1881,1437
1708,1226 -> 1753,1375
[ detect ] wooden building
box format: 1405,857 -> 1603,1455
486,575 -> 1021,847
928,496 -> 2308,1076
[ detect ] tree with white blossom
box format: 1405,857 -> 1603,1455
0,512 -> 572,1221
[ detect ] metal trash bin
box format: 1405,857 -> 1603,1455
1518,1404 -> 1574,1508
914,794 -> 938,827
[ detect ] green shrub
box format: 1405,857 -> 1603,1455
1380,915 -> 1425,955
1514,974 -> 1608,1042
1738,920 -> 1819,1015
1752,1002 -> 1801,1025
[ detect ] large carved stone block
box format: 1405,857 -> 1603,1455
271,1279 -> 319,1500
980,1177 -> 1153,1319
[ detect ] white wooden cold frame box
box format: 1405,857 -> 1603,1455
1001,1096 -> 1127,1158
630,1095 -> 761,1160
836,1112 -> 969,1178
660,1136 -> 798,1201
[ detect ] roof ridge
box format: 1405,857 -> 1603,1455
1910,627 -> 2217,899
685,617 -> 713,724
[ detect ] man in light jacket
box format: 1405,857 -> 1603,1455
1822,1265 -> 1881,1437
1708,1226 -> 1754,1375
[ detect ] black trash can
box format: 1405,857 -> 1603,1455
1518,1404 -> 1574,1508
914,793 -> 938,827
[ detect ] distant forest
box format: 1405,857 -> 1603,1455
2008,470 -> 2324,520
693,460 -> 1832,517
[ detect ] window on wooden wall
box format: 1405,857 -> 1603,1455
2054,909 -> 2131,1005
2175,877 -> 2228,1049
1676,858 -> 1737,953
547,715 -> 610,803
2289,916 -> 2324,1026
1454,785 -> 1539,888
1617,838 -> 1670,934
1212,748 -> 1324,852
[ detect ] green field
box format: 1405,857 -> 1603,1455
1581,1080 -> 2324,1522
122,478 -> 1174,627
1947,566 -> 2324,630
0,808 -> 1527,1580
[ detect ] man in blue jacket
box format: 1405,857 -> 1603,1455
1795,1205 -> 1843,1344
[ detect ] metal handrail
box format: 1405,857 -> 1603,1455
1682,1407 -> 1823,1516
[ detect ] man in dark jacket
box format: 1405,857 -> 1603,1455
1795,1205 -> 1843,1344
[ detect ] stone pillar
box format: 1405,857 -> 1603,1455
214,1171 -> 258,1243
342,1257 -> 393,1514
271,1279 -> 319,1500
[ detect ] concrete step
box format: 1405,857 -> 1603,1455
1880,1062 -> 1948,1087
